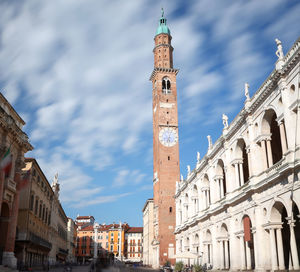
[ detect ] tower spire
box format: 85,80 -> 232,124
156,8 -> 170,36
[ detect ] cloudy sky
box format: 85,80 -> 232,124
1,0 -> 299,226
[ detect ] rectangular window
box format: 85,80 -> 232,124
30,195 -> 34,211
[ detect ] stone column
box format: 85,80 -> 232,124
220,179 -> 224,198
261,140 -> 268,170
266,139 -> 273,167
239,236 -> 246,270
252,230 -> 258,270
297,104 -> 300,147
216,179 -> 220,199
209,244 -> 213,266
224,240 -> 229,269
276,228 -> 285,270
269,228 -> 278,270
289,222 -> 300,270
204,244 -> 208,264
246,149 -> 252,177
234,163 -> 240,188
279,122 -> 288,153
94,226 -> 98,258
205,191 -> 209,208
219,240 -> 224,269
2,172 -> 21,269
245,241 -> 251,270
239,163 -> 244,186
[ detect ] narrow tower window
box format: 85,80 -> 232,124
162,77 -> 171,94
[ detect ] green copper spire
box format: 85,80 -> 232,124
155,8 -> 170,36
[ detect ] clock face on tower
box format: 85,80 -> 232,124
159,127 -> 178,147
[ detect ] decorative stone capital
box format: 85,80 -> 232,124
231,158 -> 243,165
213,175 -> 223,181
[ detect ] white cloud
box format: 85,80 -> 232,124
112,168 -> 148,188
72,192 -> 132,208
0,0 -> 298,216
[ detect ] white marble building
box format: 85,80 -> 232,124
175,37 -> 300,271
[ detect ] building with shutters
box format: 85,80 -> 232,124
174,37 -> 300,271
108,223 -> 129,259
125,227 -> 143,262
15,158 -> 53,268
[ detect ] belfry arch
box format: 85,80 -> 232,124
162,77 -> 171,94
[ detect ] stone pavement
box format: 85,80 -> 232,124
31,265 -> 90,272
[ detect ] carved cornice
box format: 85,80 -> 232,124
0,107 -> 33,151
149,67 -> 179,81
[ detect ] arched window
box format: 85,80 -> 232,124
216,159 -> 227,199
39,201 -> 42,218
234,139 -> 250,187
270,115 -> 282,164
184,193 -> 189,220
35,198 -> 39,215
261,109 -> 284,167
162,77 -> 171,94
192,185 -> 199,214
203,174 -> 211,208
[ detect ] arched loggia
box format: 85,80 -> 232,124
261,109 -> 284,167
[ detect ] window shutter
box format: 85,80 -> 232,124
243,216 -> 251,242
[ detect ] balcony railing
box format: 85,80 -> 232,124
28,232 -> 52,250
58,248 -> 68,255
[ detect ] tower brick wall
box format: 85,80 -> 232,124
151,11 -> 180,266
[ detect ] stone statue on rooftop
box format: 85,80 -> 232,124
197,151 -> 200,162
275,38 -> 284,59
245,83 -> 250,100
207,135 -> 212,149
181,174 -> 183,181
53,172 -> 58,185
187,165 -> 191,175
222,114 -> 229,128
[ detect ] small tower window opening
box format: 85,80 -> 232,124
162,77 -> 171,94
169,207 -> 172,213
168,156 -> 170,160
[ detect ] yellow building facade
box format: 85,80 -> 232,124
108,223 -> 128,258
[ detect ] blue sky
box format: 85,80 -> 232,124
1,0 -> 300,226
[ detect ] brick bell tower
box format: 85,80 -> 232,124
150,9 -> 180,267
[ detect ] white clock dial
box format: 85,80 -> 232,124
159,127 -> 178,147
